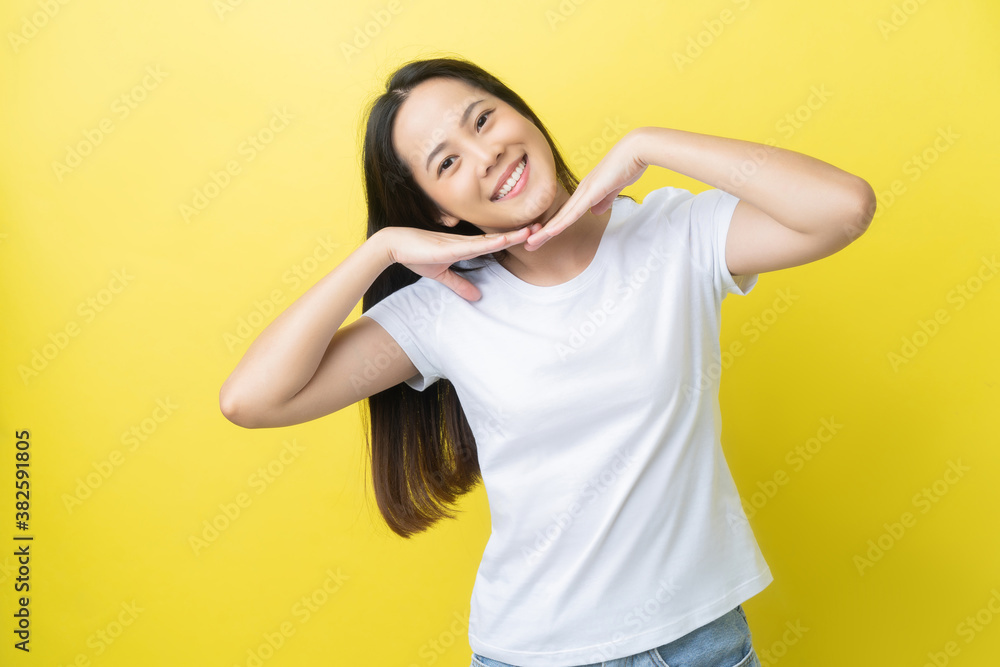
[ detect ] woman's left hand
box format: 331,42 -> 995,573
524,129 -> 648,250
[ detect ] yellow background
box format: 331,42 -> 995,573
2,1 -> 998,665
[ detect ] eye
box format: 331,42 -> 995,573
476,110 -> 492,130
438,110 -> 492,175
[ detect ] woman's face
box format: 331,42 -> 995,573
391,77 -> 560,233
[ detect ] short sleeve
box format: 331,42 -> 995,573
696,188 -> 759,299
359,283 -> 444,391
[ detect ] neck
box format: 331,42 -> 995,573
492,188 -> 614,286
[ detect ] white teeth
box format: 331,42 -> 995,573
494,157 -> 526,200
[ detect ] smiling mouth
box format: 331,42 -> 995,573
492,154 -> 528,201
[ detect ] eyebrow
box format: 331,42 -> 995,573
424,98 -> 485,174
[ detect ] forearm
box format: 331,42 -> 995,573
220,230 -> 393,413
631,126 -> 875,235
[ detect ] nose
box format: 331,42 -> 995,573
473,141 -> 503,179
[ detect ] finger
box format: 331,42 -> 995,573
526,206 -> 569,246
511,223 -> 542,242
500,226 -> 533,246
526,235 -> 549,250
526,194 -> 578,244
451,227 -> 530,262
484,227 -> 532,253
527,226 -> 555,250
511,222 -> 544,250
526,190 -> 593,247
591,190 -> 618,215
437,269 -> 483,301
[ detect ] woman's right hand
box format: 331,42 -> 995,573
378,223 -> 542,301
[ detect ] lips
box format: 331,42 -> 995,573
491,154 -> 527,201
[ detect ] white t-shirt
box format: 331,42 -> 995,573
360,186 -> 773,666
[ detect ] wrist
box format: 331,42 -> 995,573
366,228 -> 396,270
628,126 -> 656,167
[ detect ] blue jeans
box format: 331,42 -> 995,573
470,605 -> 760,667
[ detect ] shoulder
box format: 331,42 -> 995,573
628,186 -> 737,230
374,268 -> 485,311
635,186 -> 699,215
614,187 -> 697,240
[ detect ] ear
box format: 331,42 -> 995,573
436,211 -> 462,228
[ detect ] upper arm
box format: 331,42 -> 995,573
225,315 -> 419,429
724,187 -> 875,279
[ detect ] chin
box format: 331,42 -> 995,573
522,180 -> 558,219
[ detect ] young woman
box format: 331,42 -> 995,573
220,57 -> 876,667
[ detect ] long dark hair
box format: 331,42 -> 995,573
357,55 -> 633,538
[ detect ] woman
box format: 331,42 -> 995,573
220,56 -> 876,667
